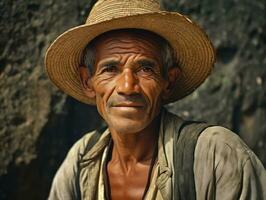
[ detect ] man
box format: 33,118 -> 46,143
45,0 -> 266,199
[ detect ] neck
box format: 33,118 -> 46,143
109,115 -> 160,173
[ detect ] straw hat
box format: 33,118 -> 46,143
45,0 -> 215,105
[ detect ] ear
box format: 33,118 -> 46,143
79,65 -> 96,98
162,67 -> 181,100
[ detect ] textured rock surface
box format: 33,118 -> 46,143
0,0 -> 265,199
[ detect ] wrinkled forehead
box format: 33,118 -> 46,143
91,29 -> 164,54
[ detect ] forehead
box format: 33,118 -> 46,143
92,29 -> 163,59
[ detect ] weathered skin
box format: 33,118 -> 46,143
79,31 -> 180,200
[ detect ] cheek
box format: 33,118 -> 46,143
93,77 -> 114,98
93,79 -> 115,115
140,79 -> 165,107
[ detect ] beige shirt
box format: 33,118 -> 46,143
48,110 -> 266,200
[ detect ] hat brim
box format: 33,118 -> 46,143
45,11 -> 215,105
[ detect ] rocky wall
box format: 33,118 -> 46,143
0,0 -> 265,199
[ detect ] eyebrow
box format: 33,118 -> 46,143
98,59 -> 120,68
137,59 -> 157,67
97,58 -> 158,70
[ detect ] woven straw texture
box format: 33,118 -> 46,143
45,0 -> 215,105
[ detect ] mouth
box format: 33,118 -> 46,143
112,102 -> 144,108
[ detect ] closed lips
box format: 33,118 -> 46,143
112,102 -> 144,107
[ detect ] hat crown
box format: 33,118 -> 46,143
86,0 -> 161,24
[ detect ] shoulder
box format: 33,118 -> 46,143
196,126 -> 251,165
194,127 -> 266,199
67,130 -> 99,158
194,125 -> 265,183
198,126 -> 250,156
198,126 -> 250,150
48,128 -> 108,199
67,127 -> 107,161
194,126 -> 266,199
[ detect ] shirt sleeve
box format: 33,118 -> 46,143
239,150 -> 266,199
194,126 -> 266,200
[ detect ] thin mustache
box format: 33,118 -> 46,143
107,95 -> 146,107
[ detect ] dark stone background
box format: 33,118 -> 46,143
0,0 -> 265,199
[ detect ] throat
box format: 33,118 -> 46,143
104,140 -> 158,200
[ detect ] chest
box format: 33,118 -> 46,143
107,164 -> 151,200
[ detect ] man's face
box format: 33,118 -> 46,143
90,31 -> 169,134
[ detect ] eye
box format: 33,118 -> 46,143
137,60 -> 156,75
138,64 -> 155,75
102,65 -> 118,73
140,66 -> 153,72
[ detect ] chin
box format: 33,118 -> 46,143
108,118 -> 150,135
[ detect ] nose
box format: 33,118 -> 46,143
116,68 -> 140,95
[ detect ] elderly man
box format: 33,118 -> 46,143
45,0 -> 266,199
